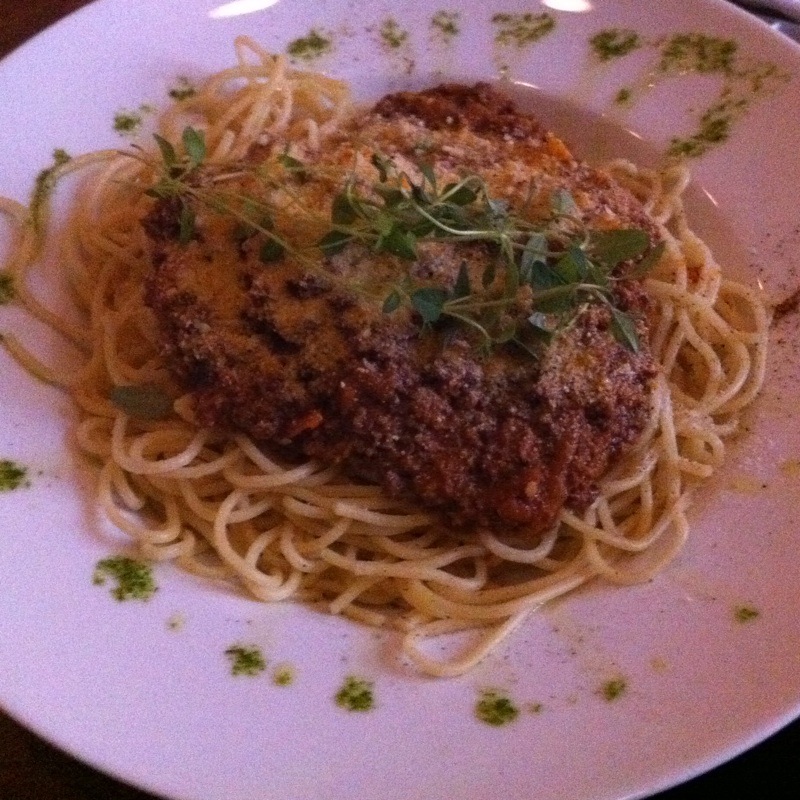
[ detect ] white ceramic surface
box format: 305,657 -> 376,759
2,2 -> 800,799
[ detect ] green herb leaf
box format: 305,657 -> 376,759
371,153 -> 392,182
586,258 -> 611,288
495,321 -> 518,344
520,232 -> 548,284
373,184 -> 406,208
331,190 -> 359,225
318,229 -> 353,255
378,226 -> 417,260
382,290 -> 402,314
278,151 -> 306,174
110,385 -> 173,420
153,134 -> 178,169
417,161 -> 437,191
410,287 -> 447,324
144,177 -> 176,199
433,202 -> 471,231
554,247 -> 589,284
551,188 -> 578,216
589,228 -> 650,268
628,240 -> 666,278
512,336 -> 546,358
259,238 -> 285,263
411,182 -> 432,206
452,261 -> 471,300
442,182 -> 478,206
182,126 -> 206,168
482,260 -> 497,288
609,307 -> 640,352
178,203 -> 196,245
531,288 -> 573,314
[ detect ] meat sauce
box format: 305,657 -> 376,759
143,84 -> 658,537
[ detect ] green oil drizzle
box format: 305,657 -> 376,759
658,33 -> 737,74
475,690 -> 519,726
169,76 -> 197,102
273,664 -> 295,686
600,678 -> 627,701
668,60 -> 786,157
615,87 -> 633,105
593,28 -> 789,158
735,605 -> 760,623
166,613 -> 186,631
113,104 -> 154,137
225,644 -> 267,676
491,12 -> 556,48
379,18 -> 409,50
431,10 -> 461,43
113,111 -> 141,135
287,29 -> 333,61
31,148 -> 71,227
335,676 -> 375,711
590,28 -> 642,62
0,459 -> 28,491
92,556 -> 157,601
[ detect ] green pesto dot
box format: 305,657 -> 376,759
0,459 -> 27,490
92,556 -> 157,601
475,690 -> 519,726
225,645 -> 267,676
335,676 -> 374,711
600,678 -> 627,701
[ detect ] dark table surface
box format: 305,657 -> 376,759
1,2 -> 799,798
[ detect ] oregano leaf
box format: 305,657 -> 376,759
410,287 -> 447,324
382,290 -> 402,314
443,182 -> 478,206
152,134 -> 177,170
371,152 -> 392,182
259,238 -> 285,263
551,188 -> 578,216
589,228 -> 650,268
178,203 -> 196,245
628,240 -> 666,278
331,191 -> 358,225
609,307 -> 640,352
182,127 -> 206,168
318,229 -> 352,255
520,232 -> 549,283
379,226 -> 417,260
452,261 -> 471,300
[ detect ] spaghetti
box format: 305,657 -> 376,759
0,38 -> 769,677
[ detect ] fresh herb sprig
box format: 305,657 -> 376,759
137,128 -> 662,355
319,153 -> 663,353
142,127 -> 208,244
139,128 -> 293,262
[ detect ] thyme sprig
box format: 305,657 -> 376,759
320,152 -> 663,353
137,128 -> 294,261
137,127 -> 663,354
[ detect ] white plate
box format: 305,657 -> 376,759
2,1 -> 800,799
